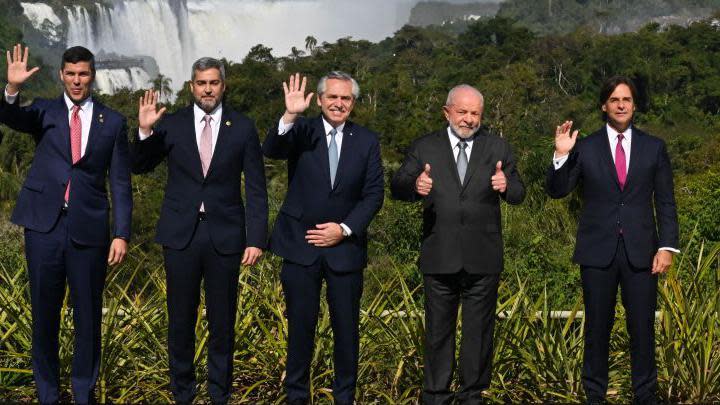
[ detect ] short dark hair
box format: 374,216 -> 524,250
61,46 -> 95,75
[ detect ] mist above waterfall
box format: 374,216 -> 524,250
56,0 -> 419,95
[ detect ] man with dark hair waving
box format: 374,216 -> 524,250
546,76 -> 679,405
1,44 -> 132,404
263,72 -> 384,405
132,57 -> 268,404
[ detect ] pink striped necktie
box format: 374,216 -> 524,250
615,133 -> 627,190
199,115 -> 213,177
65,105 -> 82,203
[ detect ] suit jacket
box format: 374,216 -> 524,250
545,126 -> 679,268
131,104 -> 268,254
0,95 -> 132,246
391,127 -> 525,274
263,115 -> 384,272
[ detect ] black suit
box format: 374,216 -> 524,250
263,115 -> 384,404
132,105 -> 268,404
546,125 -> 679,403
391,127 -> 525,404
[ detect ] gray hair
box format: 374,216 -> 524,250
317,71 -> 360,99
191,57 -> 226,81
446,84 -> 484,107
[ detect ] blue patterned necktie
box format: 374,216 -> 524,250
328,128 -> 339,187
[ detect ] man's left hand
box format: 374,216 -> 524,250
107,238 -> 128,266
306,223 -> 344,247
652,250 -> 673,274
491,161 -> 507,193
242,247 -> 263,266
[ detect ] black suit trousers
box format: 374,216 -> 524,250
423,271 -> 500,405
280,259 -> 363,405
164,218 -> 242,404
25,212 -> 107,405
581,237 -> 658,403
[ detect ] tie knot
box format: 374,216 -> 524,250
329,128 -> 337,138
458,141 -> 468,150
617,133 -> 624,141
72,105 -> 81,115
204,114 -> 213,124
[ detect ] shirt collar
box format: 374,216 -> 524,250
194,103 -> 223,124
606,123 -> 632,141
447,126 -> 474,148
64,92 -> 92,112
322,116 -> 345,135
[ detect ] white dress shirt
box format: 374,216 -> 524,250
551,123 -> 678,253
447,127 -> 474,161
5,86 -> 93,157
139,103 -> 222,155
277,116 -> 352,236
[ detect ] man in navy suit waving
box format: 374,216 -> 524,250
263,72 -> 384,404
132,57 -> 268,404
546,76 -> 679,405
1,44 -> 132,404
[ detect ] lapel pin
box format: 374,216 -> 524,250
98,113 -> 104,123
226,120 -> 231,127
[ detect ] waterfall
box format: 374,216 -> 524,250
94,67 -> 152,96
20,2 -> 63,44
27,0 -> 417,95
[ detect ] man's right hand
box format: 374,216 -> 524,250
415,163 -> 433,196
282,72 -> 314,124
138,90 -> 166,135
554,120 -> 579,157
6,44 -> 40,94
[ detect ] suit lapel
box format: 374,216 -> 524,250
206,108 -> 232,178
624,128 -> 642,190
332,120 -> 355,190
54,96 -> 72,164
182,107 -> 205,181
460,129 -> 488,192
312,116 -> 332,190
438,129 -> 463,189
78,100 -> 104,164
599,127 -> 622,190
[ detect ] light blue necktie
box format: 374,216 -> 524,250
457,140 -> 468,185
328,128 -> 338,187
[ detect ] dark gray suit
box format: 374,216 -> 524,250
391,127 -> 525,403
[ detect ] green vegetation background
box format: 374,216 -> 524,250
0,1 -> 719,402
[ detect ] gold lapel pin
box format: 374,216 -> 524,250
225,120 -> 231,127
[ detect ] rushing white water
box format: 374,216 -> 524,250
52,0 -> 416,94
20,2 -> 63,43
94,67 -> 152,95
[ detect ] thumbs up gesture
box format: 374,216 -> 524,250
491,161 -> 506,193
415,163 -> 433,196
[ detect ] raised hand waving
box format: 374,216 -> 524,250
6,44 -> 40,93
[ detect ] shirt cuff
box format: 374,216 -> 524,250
278,118 -> 294,135
339,223 -> 352,237
4,85 -> 18,104
138,128 -> 152,140
658,247 -> 680,254
552,152 -> 568,170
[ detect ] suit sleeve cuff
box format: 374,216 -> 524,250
658,247 -> 680,254
340,223 -> 352,237
4,85 -> 18,104
552,153 -> 568,170
278,118 -> 294,135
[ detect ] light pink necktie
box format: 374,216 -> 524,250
615,133 -> 627,190
199,115 -> 213,177
65,105 -> 82,202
